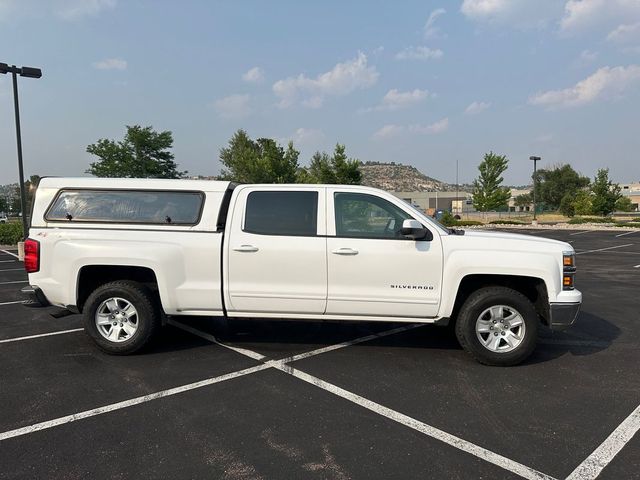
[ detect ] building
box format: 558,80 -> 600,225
620,182 -> 640,211
392,191 -> 473,214
508,188 -> 533,212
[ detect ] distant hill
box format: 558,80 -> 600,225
359,161 -> 463,192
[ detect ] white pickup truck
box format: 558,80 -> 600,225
22,178 -> 581,366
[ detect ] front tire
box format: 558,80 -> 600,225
83,280 -> 160,355
455,286 -> 538,366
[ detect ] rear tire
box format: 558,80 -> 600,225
455,286 -> 538,366
83,280 -> 160,355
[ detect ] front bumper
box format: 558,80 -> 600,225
20,285 -> 50,308
549,302 -> 581,331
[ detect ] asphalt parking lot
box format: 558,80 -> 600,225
0,229 -> 639,480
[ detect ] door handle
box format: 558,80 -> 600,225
233,245 -> 259,253
332,247 -> 359,255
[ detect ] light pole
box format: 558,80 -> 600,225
529,156 -> 541,222
0,62 -> 42,239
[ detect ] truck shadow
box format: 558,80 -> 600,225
173,309 -> 620,365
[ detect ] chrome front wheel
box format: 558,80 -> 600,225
475,305 -> 526,353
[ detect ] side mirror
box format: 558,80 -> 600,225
401,219 -> 431,241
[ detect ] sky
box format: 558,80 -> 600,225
1,0 -> 640,186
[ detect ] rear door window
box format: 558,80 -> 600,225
244,191 -> 318,236
46,190 -> 203,225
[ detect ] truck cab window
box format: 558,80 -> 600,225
334,192 -> 412,239
244,191 -> 318,236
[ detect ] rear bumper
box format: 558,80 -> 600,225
549,302 -> 581,331
20,285 -> 50,308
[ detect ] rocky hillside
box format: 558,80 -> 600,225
360,162 -> 458,192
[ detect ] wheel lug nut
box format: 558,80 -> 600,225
112,322 -> 117,326
492,320 -> 496,324
490,326 -> 493,330
501,332 -> 505,336
110,315 -> 114,319
494,332 -> 498,336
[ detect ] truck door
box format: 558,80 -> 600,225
225,186 -> 327,315
326,189 -> 443,318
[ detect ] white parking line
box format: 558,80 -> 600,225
566,404 -> 640,480
615,230 -> 639,237
0,328 -> 84,344
0,300 -> 26,306
575,244 -> 633,255
0,363 -> 272,442
0,268 -> 25,272
274,364 -> 555,480
0,260 -> 16,263
569,230 -> 592,236
171,321 -> 554,480
0,250 -> 19,259
0,280 -> 28,285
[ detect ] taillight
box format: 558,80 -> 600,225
24,238 -> 40,273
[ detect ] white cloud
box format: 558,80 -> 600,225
213,94 -> 251,119
578,49 -> 598,63
461,0 -> 563,28
409,118 -> 449,134
372,118 -> 449,139
56,0 -> 116,21
92,58 -> 127,70
464,101 -> 491,115
395,46 -> 444,61
424,8 -> 446,38
282,128 -> 326,149
529,65 -> 640,108
372,124 -> 405,140
242,66 -> 264,84
272,52 -> 378,108
364,88 -> 431,112
561,0 -> 640,33
607,22 -> 640,44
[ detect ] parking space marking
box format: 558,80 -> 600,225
634,264 -> 640,268
615,230 -> 639,237
0,260 -> 16,263
569,230 -> 592,236
0,281 -> 28,285
0,300 -> 26,306
0,250 -> 19,259
566,404 -> 640,480
273,364 -> 555,480
171,321 -> 555,480
0,328 -> 84,344
0,268 -> 26,272
575,244 -> 633,255
0,363 -> 272,442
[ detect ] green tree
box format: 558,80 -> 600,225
535,164 -> 590,211
0,196 -> 7,213
301,144 -> 362,184
614,196 -> 634,212
591,168 -> 621,216
514,192 -> 532,208
87,125 -> 186,178
471,152 -> 511,212
572,190 -> 593,216
219,130 -> 300,183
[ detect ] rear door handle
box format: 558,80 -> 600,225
332,247 -> 359,256
233,245 -> 259,253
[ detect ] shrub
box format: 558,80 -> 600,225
453,220 -> 483,226
0,222 -> 24,245
615,222 -> 640,228
489,220 -> 526,225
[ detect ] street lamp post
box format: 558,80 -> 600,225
529,156 -> 541,222
0,62 -> 42,239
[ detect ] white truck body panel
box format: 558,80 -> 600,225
26,177 -> 581,327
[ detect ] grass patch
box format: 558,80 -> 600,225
615,222 -> 640,228
567,217 -> 615,224
452,220 -> 483,227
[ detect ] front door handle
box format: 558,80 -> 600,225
332,247 -> 359,256
233,245 -> 259,253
